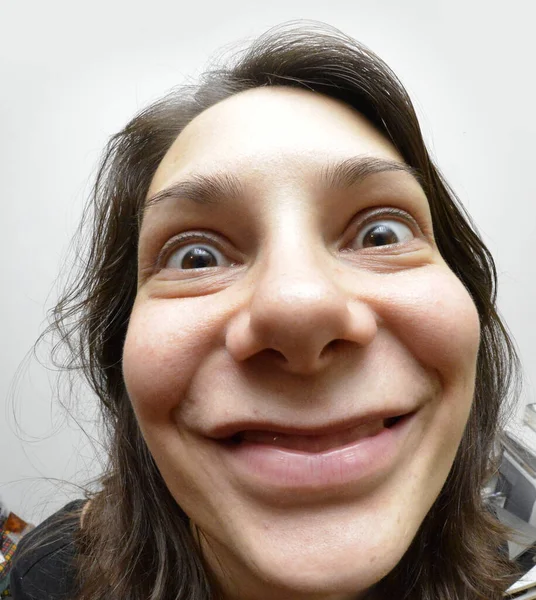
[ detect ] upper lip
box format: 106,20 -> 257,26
208,409 -> 415,440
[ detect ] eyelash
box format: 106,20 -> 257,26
155,207 -> 420,270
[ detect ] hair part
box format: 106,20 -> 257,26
39,19 -> 521,600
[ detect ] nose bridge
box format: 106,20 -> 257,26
253,222 -> 342,319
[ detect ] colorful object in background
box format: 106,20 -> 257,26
0,500 -> 34,597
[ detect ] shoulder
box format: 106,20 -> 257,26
10,499 -> 87,600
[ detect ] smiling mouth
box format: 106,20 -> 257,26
216,413 -> 414,493
226,416 -> 403,453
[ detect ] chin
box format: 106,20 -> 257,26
198,510 -> 418,600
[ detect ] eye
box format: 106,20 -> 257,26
354,218 -> 415,249
164,241 -> 233,270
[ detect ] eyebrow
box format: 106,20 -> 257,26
143,156 -> 423,214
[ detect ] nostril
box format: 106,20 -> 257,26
320,339 -> 350,360
264,348 -> 286,363
320,339 -> 340,358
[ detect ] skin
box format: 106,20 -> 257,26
122,86 -> 481,600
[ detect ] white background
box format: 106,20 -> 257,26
1,0 -> 535,524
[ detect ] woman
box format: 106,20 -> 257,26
11,20 -> 520,600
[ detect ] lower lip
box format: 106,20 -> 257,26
217,414 -> 414,495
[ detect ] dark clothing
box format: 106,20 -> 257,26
10,500 -> 86,600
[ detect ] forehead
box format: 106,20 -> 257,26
148,86 -> 404,196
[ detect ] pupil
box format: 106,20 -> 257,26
181,247 -> 218,269
362,225 -> 398,248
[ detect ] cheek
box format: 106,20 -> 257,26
377,266 -> 481,399
122,297 -> 218,421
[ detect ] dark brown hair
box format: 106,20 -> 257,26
46,20 -> 521,600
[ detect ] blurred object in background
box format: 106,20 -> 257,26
0,498 -> 34,596
524,404 -> 536,435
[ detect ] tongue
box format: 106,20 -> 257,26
240,421 -> 385,452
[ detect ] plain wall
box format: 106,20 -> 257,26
2,0 -> 535,524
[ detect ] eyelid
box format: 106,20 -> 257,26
351,207 -> 421,238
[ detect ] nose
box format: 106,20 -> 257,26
225,240 -> 378,375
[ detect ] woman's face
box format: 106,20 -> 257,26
123,86 -> 480,600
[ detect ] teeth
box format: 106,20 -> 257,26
240,420 -> 386,452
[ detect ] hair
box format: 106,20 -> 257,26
38,19 -> 521,600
